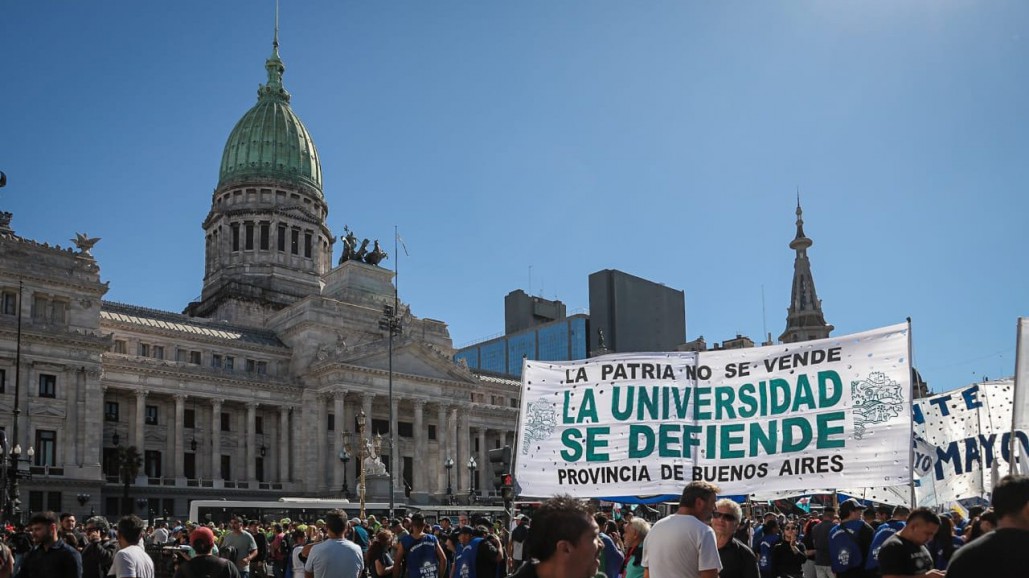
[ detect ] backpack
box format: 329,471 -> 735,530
829,522 -> 864,573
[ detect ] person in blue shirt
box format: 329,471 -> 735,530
393,514 -> 445,578
828,499 -> 874,578
865,505 -> 908,573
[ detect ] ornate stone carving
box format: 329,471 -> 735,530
72,233 -> 101,257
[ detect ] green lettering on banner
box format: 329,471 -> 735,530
561,429 -> 583,461
720,423 -> 746,458
562,391 -> 575,424
751,420 -> 778,455
782,417 -> 813,452
638,387 -> 659,420
578,389 -> 599,423
671,387 -> 691,419
816,411 -> 846,449
694,387 -> 712,419
629,425 -> 655,458
683,424 -> 703,458
818,370 -> 843,406
792,374 -> 816,411
714,387 -> 737,419
611,386 -> 633,421
658,424 -> 680,457
585,427 -> 610,461
770,379 -> 791,415
738,383 -> 758,418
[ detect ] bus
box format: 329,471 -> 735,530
188,498 -> 404,525
405,504 -> 509,526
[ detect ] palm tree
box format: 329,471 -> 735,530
118,445 -> 142,515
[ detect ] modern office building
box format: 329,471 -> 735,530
588,269 -> 686,354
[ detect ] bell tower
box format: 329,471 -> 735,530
779,197 -> 833,343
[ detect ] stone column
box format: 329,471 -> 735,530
134,390 -> 148,453
246,403 -> 257,481
390,396 -> 401,490
211,400 -> 222,481
319,396 -> 331,491
437,404 -> 448,495
65,368 -> 81,466
456,413 -> 467,492
174,395 -> 186,479
478,427 -> 487,497
449,406 -> 460,491
412,399 -> 426,497
278,406 -> 291,482
333,390 -> 346,494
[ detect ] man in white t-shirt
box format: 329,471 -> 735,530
111,515 -> 155,578
642,481 -> 722,578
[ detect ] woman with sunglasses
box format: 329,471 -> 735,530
771,523 -> 806,578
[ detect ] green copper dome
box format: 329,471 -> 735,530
219,43 -> 322,192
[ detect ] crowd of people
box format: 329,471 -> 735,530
2,474 -> 1028,578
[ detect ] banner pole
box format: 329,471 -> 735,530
907,317 -> 917,508
1011,318 -> 1026,476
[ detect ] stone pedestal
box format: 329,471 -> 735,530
364,474 -> 391,502
323,260 -> 395,303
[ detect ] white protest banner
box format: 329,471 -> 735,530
515,323 -> 912,497
912,379 -> 1027,504
1013,317 -> 1029,474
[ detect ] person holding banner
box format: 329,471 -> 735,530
946,474 -> 1029,578
641,481 -> 722,578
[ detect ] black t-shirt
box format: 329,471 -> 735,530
476,537 -> 503,578
771,542 -> 806,578
811,520 -> 834,566
718,538 -> 760,578
175,555 -> 242,578
253,532 -> 268,561
510,524 -> 529,562
947,528 -> 1029,578
876,534 -> 933,576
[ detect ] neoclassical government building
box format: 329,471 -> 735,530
0,36 -> 518,519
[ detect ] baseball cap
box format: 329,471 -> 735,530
191,527 -> 216,547
517,514 -> 529,521
839,499 -> 868,516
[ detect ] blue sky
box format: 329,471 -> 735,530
1,1 -> 1025,393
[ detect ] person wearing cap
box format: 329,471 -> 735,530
175,526 -> 241,578
864,505 -> 909,574
349,518 -> 370,553
508,514 -> 530,572
828,500 -> 874,578
874,508 -> 944,578
392,513 -> 445,578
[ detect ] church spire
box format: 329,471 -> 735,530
779,196 -> 833,344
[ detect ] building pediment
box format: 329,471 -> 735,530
28,401 -> 67,419
329,340 -> 479,384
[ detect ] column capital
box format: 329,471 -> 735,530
280,404 -> 293,414
334,389 -> 349,401
136,390 -> 149,399
362,392 -> 376,403
412,398 -> 427,409
211,399 -> 222,409
246,401 -> 260,410
173,393 -> 188,402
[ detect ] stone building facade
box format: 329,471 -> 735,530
0,35 -> 519,520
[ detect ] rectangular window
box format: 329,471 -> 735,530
304,232 -> 312,258
113,340 -> 127,354
255,416 -> 263,435
245,222 -> 254,250
102,448 -> 119,476
277,225 -> 286,251
184,453 -> 196,480
327,414 -> 335,431
428,424 -> 437,441
398,421 -> 413,438
184,408 -> 196,429
189,351 -> 202,365
372,419 -> 389,435
50,300 -> 66,324
48,492 -> 62,512
0,291 -> 16,316
35,430 -> 56,466
260,223 -> 270,250
152,346 -> 164,360
474,438 -> 480,453
38,374 -> 56,398
176,349 -> 187,362
220,455 -> 231,480
0,368 -> 5,394
256,361 -> 268,375
139,343 -> 150,357
145,405 -> 158,425
231,223 -> 240,251
28,492 -> 44,513
221,412 -> 231,432
212,354 -> 223,368
291,229 -> 299,255
256,457 -> 265,483
245,359 -> 256,373
144,450 -> 162,478
225,356 -> 234,371
32,295 -> 48,321
105,401 -> 119,422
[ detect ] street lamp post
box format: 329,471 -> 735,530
357,411 -> 368,519
467,456 -> 477,501
379,304 -> 402,519
77,493 -> 91,518
444,456 -> 454,505
0,432 -> 33,524
339,431 -> 351,500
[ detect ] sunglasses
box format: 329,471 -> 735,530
711,512 -> 737,522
